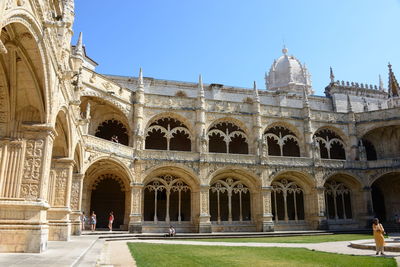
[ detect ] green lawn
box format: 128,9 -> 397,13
128,243 -> 396,267
183,234 -> 372,243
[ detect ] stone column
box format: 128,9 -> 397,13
70,173 -> 84,235
311,186 -> 328,230
347,112 -> 358,160
47,158 -> 74,241
260,186 -> 274,232
198,184 -> 212,233
0,126 -> 55,252
129,183 -> 143,233
360,186 -> 374,227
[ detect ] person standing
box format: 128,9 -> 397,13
90,211 -> 97,232
108,211 -> 114,232
81,212 -> 87,231
372,218 -> 386,255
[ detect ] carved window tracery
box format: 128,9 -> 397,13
145,118 -> 191,151
314,129 -> 346,160
143,174 -> 191,222
271,179 -> 305,222
208,122 -> 249,154
264,126 -> 300,157
95,119 -> 129,146
324,180 -> 352,220
209,178 -> 251,223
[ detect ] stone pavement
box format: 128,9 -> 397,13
0,235 -> 98,267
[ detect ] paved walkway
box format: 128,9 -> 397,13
96,241 -> 136,267
0,236 -> 98,267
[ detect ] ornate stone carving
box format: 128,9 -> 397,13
200,190 -> 209,215
20,139 -> 44,199
70,178 -> 80,210
54,168 -> 68,206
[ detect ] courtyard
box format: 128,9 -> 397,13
1,233 -> 400,266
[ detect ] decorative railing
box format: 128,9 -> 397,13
140,150 -> 200,162
266,156 -> 313,167
201,153 -> 257,164
83,135 -> 134,159
83,135 -> 400,169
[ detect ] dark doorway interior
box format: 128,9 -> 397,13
371,183 -> 386,222
90,178 -> 125,229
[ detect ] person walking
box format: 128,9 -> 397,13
372,218 -> 386,255
108,211 -> 114,232
90,211 -> 97,232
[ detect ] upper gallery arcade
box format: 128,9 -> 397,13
0,0 -> 400,253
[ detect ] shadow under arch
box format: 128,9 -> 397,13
323,172 -> 364,222
207,167 -> 260,226
144,111 -> 195,135
369,171 -> 400,223
207,116 -> 251,138
142,165 -> 200,225
82,158 -> 133,230
3,12 -> 52,121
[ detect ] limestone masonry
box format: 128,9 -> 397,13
0,0 -> 399,253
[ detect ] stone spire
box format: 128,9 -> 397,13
198,74 -> 205,98
74,32 -> 84,59
330,67 -> 335,83
136,68 -> 145,105
379,75 -> 384,91
253,81 -> 260,103
388,63 -> 399,97
138,67 -> 144,90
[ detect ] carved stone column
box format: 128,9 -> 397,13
312,186 -> 328,230
70,173 -> 84,235
261,186 -> 274,232
47,158 -> 74,241
0,127 -> 54,252
198,184 -> 212,233
129,183 -> 143,233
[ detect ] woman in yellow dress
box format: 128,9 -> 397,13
372,218 -> 386,255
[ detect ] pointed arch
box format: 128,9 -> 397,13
313,127 -> 346,160
145,115 -> 193,152
263,124 -> 300,157
207,119 -> 249,154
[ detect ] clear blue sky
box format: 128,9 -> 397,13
72,0 -> 400,95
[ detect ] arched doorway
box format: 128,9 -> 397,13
90,175 -> 125,229
371,172 -> 400,223
82,160 -> 131,231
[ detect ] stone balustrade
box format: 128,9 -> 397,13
201,153 -> 257,164
140,150 -> 200,161
83,135 -> 134,159
83,134 -> 400,169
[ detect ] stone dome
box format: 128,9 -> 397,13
265,47 -> 313,94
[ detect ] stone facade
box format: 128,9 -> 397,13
1,0 -> 400,253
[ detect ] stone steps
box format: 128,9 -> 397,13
80,229 -> 371,242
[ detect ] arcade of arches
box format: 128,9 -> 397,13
2,1 -> 400,254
